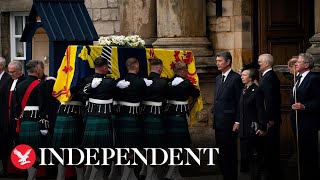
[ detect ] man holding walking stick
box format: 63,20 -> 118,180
290,53 -> 320,180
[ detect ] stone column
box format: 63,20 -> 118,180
119,0 -> 157,47
307,0 -> 320,62
152,0 -> 214,65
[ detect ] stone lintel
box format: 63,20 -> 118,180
152,37 -> 213,57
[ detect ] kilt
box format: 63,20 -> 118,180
52,115 -> 83,148
19,120 -> 51,151
142,115 -> 164,148
165,114 -> 190,148
115,115 -> 142,148
81,115 -> 113,148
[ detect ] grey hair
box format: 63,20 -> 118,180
259,54 -> 274,66
26,60 -> 43,73
216,51 -> 232,65
0,57 -> 6,70
299,53 -> 314,69
8,60 -> 23,71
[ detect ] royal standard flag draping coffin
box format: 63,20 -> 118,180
53,45 -> 203,126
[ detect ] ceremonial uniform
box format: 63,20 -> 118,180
165,75 -> 200,148
15,75 -> 50,150
41,75 -> 59,135
141,72 -> 167,148
81,74 -> 116,148
52,83 -> 84,149
115,73 -> 146,148
0,71 -> 10,176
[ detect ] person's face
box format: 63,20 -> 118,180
288,65 -> 295,75
8,64 -> 22,80
241,70 -> 252,85
295,56 -> 308,73
216,56 -> 230,72
258,57 -> 268,72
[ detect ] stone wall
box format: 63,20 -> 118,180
0,13 -> 11,61
85,0 -> 120,37
207,0 -> 252,71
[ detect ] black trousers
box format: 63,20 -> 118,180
215,130 -> 238,180
262,125 -> 280,180
294,129 -> 319,180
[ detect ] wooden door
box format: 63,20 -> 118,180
253,0 -> 314,155
32,27 -> 49,75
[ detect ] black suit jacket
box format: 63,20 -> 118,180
238,84 -> 265,137
213,70 -> 243,131
0,72 -> 10,134
256,70 -> 281,131
290,72 -> 320,131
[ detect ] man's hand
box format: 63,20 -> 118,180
232,123 -> 240,132
39,119 -> 49,136
40,130 -> 48,136
91,78 -> 102,88
256,129 -> 266,136
292,102 -> 305,110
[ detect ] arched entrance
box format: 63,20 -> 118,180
32,27 -> 49,75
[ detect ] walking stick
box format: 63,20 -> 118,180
293,68 -> 301,180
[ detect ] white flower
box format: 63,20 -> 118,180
98,35 -> 145,47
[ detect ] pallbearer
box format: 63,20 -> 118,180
164,61 -> 200,180
139,59 -> 168,180
115,57 -> 146,180
81,57 -> 116,180
52,83 -> 85,179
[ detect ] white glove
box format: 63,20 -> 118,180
116,80 -> 130,89
40,130 -> 48,136
143,78 -> 153,86
91,78 -> 102,88
172,77 -> 184,86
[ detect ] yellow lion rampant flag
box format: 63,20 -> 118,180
53,45 -> 203,126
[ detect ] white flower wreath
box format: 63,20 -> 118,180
98,35 -> 145,47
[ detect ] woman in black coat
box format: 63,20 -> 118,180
238,67 -> 264,179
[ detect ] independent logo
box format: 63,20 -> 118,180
11,144 -> 36,169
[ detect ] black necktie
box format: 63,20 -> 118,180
296,74 -> 302,88
221,75 -> 225,84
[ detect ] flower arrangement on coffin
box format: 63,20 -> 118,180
98,35 -> 145,47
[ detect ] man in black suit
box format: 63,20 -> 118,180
290,53 -> 320,180
256,53 -> 281,180
0,57 -> 10,177
212,51 -> 243,180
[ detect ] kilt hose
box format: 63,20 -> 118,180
19,120 -> 51,151
81,115 -> 113,148
52,115 -> 83,148
165,114 -> 191,148
115,115 -> 142,148
142,115 -> 164,148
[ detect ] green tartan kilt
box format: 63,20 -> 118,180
115,115 -> 142,148
165,114 -> 190,148
142,115 -> 164,148
19,120 -> 51,150
81,115 -> 113,148
53,115 -> 83,148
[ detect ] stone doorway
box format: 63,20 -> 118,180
252,0 -> 315,155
